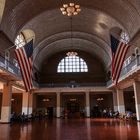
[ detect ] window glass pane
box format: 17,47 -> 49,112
77,69 -> 80,72
57,55 -> 88,73
120,31 -> 129,44
69,61 -> 73,65
15,33 -> 26,49
69,65 -> 72,69
85,69 -> 88,72
73,65 -> 76,69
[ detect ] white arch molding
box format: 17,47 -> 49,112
0,0 -> 5,23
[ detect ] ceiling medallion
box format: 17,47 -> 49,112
60,3 -> 81,16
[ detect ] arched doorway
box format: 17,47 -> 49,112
62,93 -> 85,118
67,101 -> 80,118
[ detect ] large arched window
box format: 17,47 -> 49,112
57,55 -> 88,73
120,31 -> 130,44
15,33 -> 26,49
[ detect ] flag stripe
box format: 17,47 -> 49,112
112,42 -> 123,78
112,43 -> 126,80
16,48 -> 31,90
115,45 -> 130,84
15,49 -> 30,91
113,43 -> 129,80
15,40 -> 33,92
110,35 -> 130,85
21,48 -> 32,88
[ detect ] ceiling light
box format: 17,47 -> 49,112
66,51 -> 78,56
63,4 -> 68,8
43,98 -> 50,102
60,3 -> 80,57
70,98 -> 77,101
60,3 -> 81,16
97,98 -> 104,101
132,96 -> 135,99
75,5 -> 80,8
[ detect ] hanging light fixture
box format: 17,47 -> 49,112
60,3 -> 81,16
60,3 -> 81,56
66,51 -> 78,56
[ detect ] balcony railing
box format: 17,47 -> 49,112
0,54 -> 21,78
107,55 -> 140,87
39,82 -> 106,88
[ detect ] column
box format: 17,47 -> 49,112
0,82 -> 12,123
116,89 -> 125,113
56,92 -> 61,118
133,81 -> 140,121
22,92 -> 33,115
28,93 -> 33,114
22,92 -> 28,115
112,90 -> 118,111
85,91 -> 90,117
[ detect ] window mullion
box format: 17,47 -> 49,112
57,56 -> 88,73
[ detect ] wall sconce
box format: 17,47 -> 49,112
97,98 -> 104,101
70,98 -> 77,101
42,98 -> 51,102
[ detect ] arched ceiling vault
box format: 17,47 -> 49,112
35,38 -> 111,70
33,31 -> 112,70
0,0 -> 140,71
1,0 -> 140,40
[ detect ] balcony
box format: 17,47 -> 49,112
0,54 -> 21,81
39,82 -> 106,88
107,55 -> 140,87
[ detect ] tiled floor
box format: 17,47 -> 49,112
0,118 -> 140,140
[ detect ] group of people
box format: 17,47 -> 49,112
10,112 -> 29,123
102,109 -> 119,118
10,108 -> 136,124
10,110 -> 52,124
91,107 -> 120,118
120,110 -> 136,120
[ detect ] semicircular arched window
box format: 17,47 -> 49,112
120,31 -> 130,44
57,55 -> 88,73
15,33 -> 26,49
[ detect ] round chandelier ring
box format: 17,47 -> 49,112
60,3 -> 81,16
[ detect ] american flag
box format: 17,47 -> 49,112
110,35 -> 130,85
15,40 -> 33,92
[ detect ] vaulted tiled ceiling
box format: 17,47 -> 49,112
1,0 -> 140,70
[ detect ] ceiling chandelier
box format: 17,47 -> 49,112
60,3 -> 81,16
60,3 -> 81,56
66,51 -> 78,56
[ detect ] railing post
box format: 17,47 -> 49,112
0,53 -> 21,78
5,50 -> 10,70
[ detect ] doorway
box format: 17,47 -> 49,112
62,93 -> 85,118
67,101 -> 80,118
47,107 -> 54,118
67,101 -> 80,112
